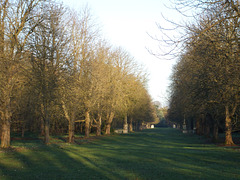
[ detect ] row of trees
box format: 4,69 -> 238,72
0,0 -> 158,148
166,0 -> 239,145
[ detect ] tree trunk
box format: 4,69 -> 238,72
44,117 -> 50,144
61,101 -> 75,143
80,123 -> 83,134
85,110 -> 90,138
201,114 -> 205,135
205,121 -> 210,138
196,116 -> 201,135
96,114 -> 102,136
69,119 -> 75,143
225,106 -> 234,145
135,121 -> 140,131
21,119 -> 25,138
123,114 -> 128,134
105,124 -> 111,135
21,126 -> 25,138
42,103 -> 50,144
105,111 -> 114,135
1,120 -> 11,148
40,117 -> 45,136
129,117 -> 133,132
1,104 -> 12,148
212,120 -> 219,142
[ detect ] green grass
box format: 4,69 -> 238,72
0,128 -> 240,180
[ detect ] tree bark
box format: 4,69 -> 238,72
212,119 -> 219,142
105,124 -> 111,135
96,114 -> 102,136
85,109 -> 90,138
69,119 -> 75,143
196,116 -> 201,135
129,117 -> 133,132
40,117 -> 45,136
44,117 -> 50,144
61,101 -> 75,143
225,106 -> 234,145
21,124 -> 25,138
201,114 -> 205,136
80,123 -> 83,134
1,99 -> 12,148
1,120 -> 11,148
123,114 -> 128,134
41,104 -> 50,144
105,111 -> 114,135
205,120 -> 210,138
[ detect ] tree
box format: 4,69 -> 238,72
59,7 -> 93,143
103,48 -> 130,134
167,10 -> 240,145
28,2 -> 68,144
0,0 -> 42,148
89,41 -> 112,136
71,7 -> 99,138
156,0 -> 240,145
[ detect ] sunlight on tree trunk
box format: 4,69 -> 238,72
96,114 -> 102,136
85,110 -> 90,138
225,106 -> 234,146
69,120 -> 75,143
123,114 -> 128,134
105,112 -> 114,135
1,120 -> 11,148
129,117 -> 133,132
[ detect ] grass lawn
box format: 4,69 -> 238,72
0,128 -> 240,180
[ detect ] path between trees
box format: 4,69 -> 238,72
0,128 -> 240,180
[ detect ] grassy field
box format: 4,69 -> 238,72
0,128 -> 240,180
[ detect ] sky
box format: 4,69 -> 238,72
61,0 -> 183,106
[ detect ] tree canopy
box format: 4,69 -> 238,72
0,0 -> 158,148
165,0 -> 240,145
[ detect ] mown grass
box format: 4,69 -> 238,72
0,128 -> 240,180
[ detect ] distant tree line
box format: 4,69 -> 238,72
166,0 -> 240,145
154,104 -> 168,128
0,0 -> 158,148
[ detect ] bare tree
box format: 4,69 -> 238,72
168,10 -> 240,145
29,2 -> 68,144
0,0 -> 42,148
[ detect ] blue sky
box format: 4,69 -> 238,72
61,0 -> 183,106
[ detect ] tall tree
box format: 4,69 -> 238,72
29,2 -> 68,144
168,10 -> 240,145
75,7 -> 98,138
0,0 -> 42,148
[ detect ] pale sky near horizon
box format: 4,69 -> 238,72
61,0 -> 184,106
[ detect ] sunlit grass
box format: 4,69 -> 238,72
0,128 -> 240,179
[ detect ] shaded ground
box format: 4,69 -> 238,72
0,128 -> 240,180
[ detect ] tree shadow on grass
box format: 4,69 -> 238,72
0,143 -> 110,180
0,128 -> 240,180
85,128 -> 240,180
